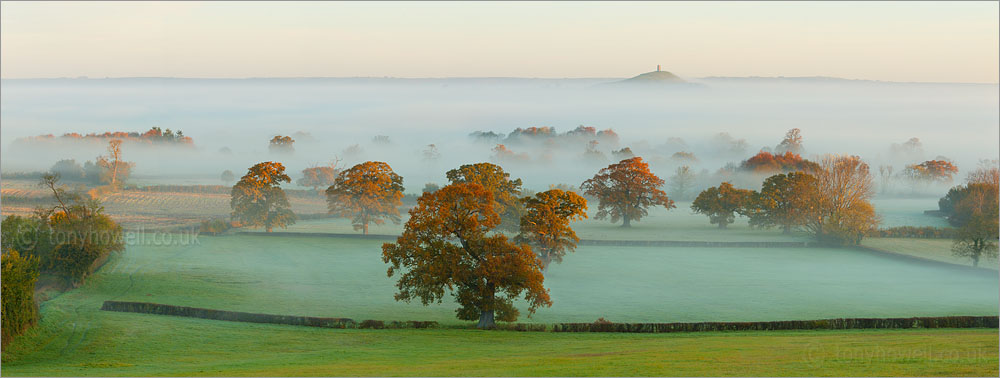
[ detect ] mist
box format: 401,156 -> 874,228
2,77 -> 996,193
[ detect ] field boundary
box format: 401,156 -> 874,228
552,316 -> 999,333
100,301 -> 998,333
99,301 -> 437,329
237,231 -> 813,247
853,245 -> 997,275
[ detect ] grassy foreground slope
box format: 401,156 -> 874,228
2,234 -> 997,375
4,311 -> 996,377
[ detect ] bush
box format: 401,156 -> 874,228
199,218 -> 232,235
2,250 -> 40,346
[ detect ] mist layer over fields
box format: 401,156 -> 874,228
2,77 -> 997,191
93,234 -> 998,323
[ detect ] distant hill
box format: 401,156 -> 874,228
618,70 -> 687,84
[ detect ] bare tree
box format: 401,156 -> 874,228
804,155 -> 880,245
877,165 -> 894,194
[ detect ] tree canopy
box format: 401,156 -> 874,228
445,162 -> 524,232
382,183 -> 551,329
749,172 -> 819,233
691,182 -> 755,229
230,162 -> 296,232
515,189 -> 588,271
326,161 -> 404,235
904,159 -> 959,185
739,151 -> 819,174
268,135 -> 295,154
805,155 -> 879,245
580,157 -> 674,227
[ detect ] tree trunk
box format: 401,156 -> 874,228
266,226 -> 272,233
972,253 -> 980,267
477,310 -> 496,329
718,221 -> 727,229
782,225 -> 791,234
363,223 -> 369,235
622,215 -> 631,228
111,162 -> 119,188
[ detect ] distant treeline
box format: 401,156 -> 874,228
18,127 -> 192,145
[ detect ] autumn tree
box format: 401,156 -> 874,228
903,159 -> 959,185
749,172 -> 819,233
268,135 -> 295,154
96,139 -> 134,188
739,151 -> 819,174
804,155 -> 880,245
581,157 -> 675,227
514,189 -> 588,271
326,161 -> 404,235
774,128 -> 804,154
950,182 -> 999,267
298,158 -> 342,194
230,162 -> 296,232
382,183 -> 551,329
691,182 -> 755,229
446,162 -> 524,232
611,147 -> 635,161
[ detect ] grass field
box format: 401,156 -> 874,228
48,234 -> 999,323
2,233 -> 997,375
862,238 -> 998,270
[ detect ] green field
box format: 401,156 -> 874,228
863,238 -> 999,270
4,231 -> 999,375
4,194 -> 996,376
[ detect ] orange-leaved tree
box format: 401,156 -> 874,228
749,172 -> 820,233
445,162 -> 524,231
515,189 -> 588,272
382,183 -> 551,329
230,162 -> 296,232
326,161 -> 404,235
691,182 -> 756,229
580,157 -> 674,227
904,159 -> 959,185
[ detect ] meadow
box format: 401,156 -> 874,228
2,230 -> 997,375
4,179 -> 997,376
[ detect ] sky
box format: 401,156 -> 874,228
1,1 -> 998,82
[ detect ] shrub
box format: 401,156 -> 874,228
2,250 -> 40,346
199,219 -> 232,235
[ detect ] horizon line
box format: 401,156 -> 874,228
1,75 -> 997,85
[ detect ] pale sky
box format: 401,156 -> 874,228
2,1 -> 997,82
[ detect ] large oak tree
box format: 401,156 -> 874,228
382,183 -> 551,329
231,162 -> 296,232
691,182 -> 755,229
580,157 -> 674,227
445,162 -> 524,231
326,161 -> 404,235
515,189 -> 588,272
749,172 -> 820,233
